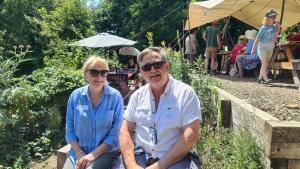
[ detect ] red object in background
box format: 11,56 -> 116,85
229,44 -> 246,64
287,32 -> 300,41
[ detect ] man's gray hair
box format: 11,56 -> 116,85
137,47 -> 167,65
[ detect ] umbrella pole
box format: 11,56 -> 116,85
279,0 -> 285,35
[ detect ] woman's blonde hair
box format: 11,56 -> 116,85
238,35 -> 247,41
82,55 -> 109,75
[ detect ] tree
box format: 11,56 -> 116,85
94,0 -> 187,48
0,0 -> 56,71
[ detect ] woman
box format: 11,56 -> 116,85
64,56 -> 124,169
236,30 -> 259,78
251,9 -> 280,84
225,35 -> 247,75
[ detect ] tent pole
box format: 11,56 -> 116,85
182,20 -> 185,56
278,0 -> 285,35
177,30 -> 182,55
187,1 -> 192,63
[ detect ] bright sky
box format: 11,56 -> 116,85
86,0 -> 101,7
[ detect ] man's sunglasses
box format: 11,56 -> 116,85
87,69 -> 109,77
141,61 -> 165,72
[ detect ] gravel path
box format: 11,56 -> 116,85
214,75 -> 300,121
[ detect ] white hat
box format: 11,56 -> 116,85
245,30 -> 257,39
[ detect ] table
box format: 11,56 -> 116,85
269,41 -> 300,86
217,51 -> 230,72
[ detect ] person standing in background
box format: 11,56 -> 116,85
185,29 -> 197,63
251,9 -> 280,84
203,20 -> 221,75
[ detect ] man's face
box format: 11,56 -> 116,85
140,51 -> 169,89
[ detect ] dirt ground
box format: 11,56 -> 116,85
31,154 -> 56,169
214,74 -> 300,121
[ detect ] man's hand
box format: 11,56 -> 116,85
76,153 -> 96,169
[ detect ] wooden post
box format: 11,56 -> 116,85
220,100 -> 231,128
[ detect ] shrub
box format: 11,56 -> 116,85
197,127 -> 264,169
165,47 -> 263,169
0,47 -> 86,167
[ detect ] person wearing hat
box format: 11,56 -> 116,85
251,9 -> 280,84
184,29 -> 198,63
225,35 -> 248,75
235,30 -> 259,78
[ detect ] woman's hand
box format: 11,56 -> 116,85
76,153 -> 96,169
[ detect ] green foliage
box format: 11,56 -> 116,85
0,45 -> 32,89
0,48 -> 86,167
37,0 -> 95,41
165,45 -> 262,168
190,59 -> 219,120
284,22 -> 300,34
197,127 -> 264,169
0,0 -> 56,71
146,32 -> 154,47
166,48 -> 218,120
0,0 -> 96,72
280,23 -> 300,43
108,51 -> 123,71
94,0 -> 186,48
165,48 -> 190,84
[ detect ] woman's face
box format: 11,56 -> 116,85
84,61 -> 108,89
238,38 -> 247,45
268,16 -> 276,24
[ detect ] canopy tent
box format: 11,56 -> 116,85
185,0 -> 300,31
74,32 -> 137,48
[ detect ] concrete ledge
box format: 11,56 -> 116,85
57,144 -> 71,169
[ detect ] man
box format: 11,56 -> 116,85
203,20 -> 221,75
185,29 -> 197,63
119,47 -> 202,169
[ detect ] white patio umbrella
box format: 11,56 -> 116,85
74,33 -> 137,48
119,46 -> 140,56
185,0 -> 300,31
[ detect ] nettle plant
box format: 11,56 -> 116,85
0,45 -> 32,89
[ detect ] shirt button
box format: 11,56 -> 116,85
152,149 -> 154,151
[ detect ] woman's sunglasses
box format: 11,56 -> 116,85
87,69 -> 109,77
141,61 -> 165,72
